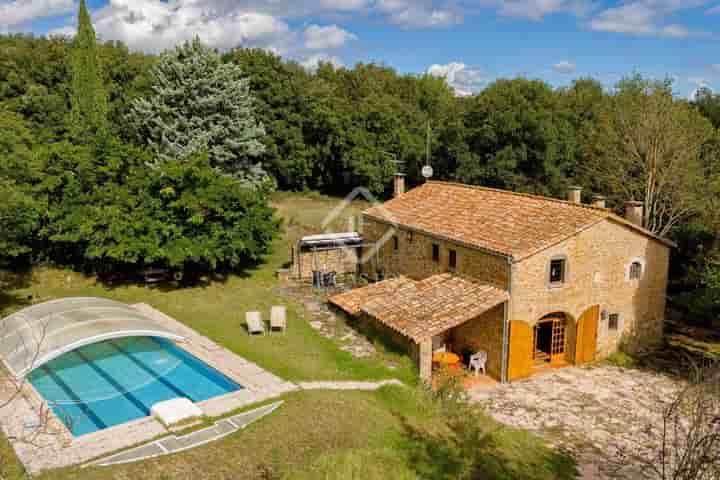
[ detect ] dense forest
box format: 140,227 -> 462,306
1,2 -> 720,321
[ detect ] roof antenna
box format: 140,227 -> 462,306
421,121 -> 434,181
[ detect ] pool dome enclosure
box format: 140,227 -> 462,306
0,297 -> 184,379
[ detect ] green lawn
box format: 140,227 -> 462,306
0,386 -> 575,480
0,192 -> 578,480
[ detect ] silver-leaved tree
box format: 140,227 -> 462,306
129,37 -> 268,185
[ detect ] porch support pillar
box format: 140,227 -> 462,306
418,338 -> 432,382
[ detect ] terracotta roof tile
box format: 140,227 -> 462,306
363,181 -> 673,259
328,276 -> 416,316
330,274 -> 509,342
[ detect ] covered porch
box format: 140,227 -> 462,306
329,273 -> 509,384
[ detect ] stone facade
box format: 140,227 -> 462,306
357,212 -> 670,382
510,218 -> 670,358
291,245 -> 358,280
360,219 -> 510,289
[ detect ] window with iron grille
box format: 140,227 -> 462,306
608,313 -> 620,331
432,244 -> 440,262
549,259 -> 565,284
629,261 -> 642,280
449,249 -> 457,271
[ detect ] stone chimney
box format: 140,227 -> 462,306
393,173 -> 406,197
591,195 -> 606,209
567,186 -> 582,204
624,201 -> 644,227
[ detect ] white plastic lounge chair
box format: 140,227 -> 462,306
246,311 -> 265,335
469,351 -> 487,376
270,306 -> 287,334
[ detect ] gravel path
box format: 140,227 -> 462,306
297,379 -> 403,390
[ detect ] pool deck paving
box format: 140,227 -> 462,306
0,303 -> 404,474
0,303 -> 298,474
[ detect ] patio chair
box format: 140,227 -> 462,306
469,350 -> 487,376
245,311 -> 265,336
270,306 -> 287,334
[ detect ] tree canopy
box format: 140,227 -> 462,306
0,24 -> 719,291
129,38 -> 267,185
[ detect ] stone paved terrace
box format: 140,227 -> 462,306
0,303 -> 297,474
469,364 -> 683,479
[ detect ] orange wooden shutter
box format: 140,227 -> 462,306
575,305 -> 599,364
507,320 -> 533,381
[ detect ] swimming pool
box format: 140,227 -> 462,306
28,337 -> 242,436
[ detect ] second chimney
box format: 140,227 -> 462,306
393,173 -> 406,197
567,186 -> 582,204
592,195 -> 606,209
624,201 -> 644,227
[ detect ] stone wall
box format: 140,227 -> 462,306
511,218 -> 670,358
292,246 -> 358,280
449,303 -> 505,380
361,218 -> 510,289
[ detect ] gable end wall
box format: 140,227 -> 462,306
511,218 -> 670,357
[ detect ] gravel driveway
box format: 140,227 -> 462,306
469,365 -> 683,479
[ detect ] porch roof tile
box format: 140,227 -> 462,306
329,274 -> 509,343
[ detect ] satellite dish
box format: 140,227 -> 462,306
421,165 -> 434,179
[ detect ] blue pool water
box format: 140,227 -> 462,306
28,337 -> 241,436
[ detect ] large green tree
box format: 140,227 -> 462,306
37,138 -> 278,273
129,38 -> 267,184
69,0 -> 108,138
587,76 -> 715,237
458,78 -> 577,196
0,109 -> 39,261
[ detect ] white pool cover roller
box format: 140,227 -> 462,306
151,398 -> 203,426
0,297 -> 185,379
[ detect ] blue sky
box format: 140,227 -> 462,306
1,0 -> 719,97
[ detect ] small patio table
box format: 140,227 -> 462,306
432,351 -> 461,371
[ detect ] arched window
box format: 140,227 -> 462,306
626,257 -> 646,282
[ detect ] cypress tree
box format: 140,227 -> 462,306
70,0 -> 108,138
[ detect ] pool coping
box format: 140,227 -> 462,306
0,303 -> 298,474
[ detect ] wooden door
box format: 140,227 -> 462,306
575,305 -> 599,364
549,318 -> 567,366
508,320 -> 533,381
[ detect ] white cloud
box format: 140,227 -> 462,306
552,60 -> 576,74
589,1 -> 705,38
427,62 -> 485,96
89,0 -> 294,53
689,86 -> 713,101
0,0 -> 74,29
303,24 -> 356,49
48,24 -> 76,36
319,0 -> 368,10
300,53 -> 344,71
376,0 -> 462,28
488,0 -> 596,21
711,64 -> 720,73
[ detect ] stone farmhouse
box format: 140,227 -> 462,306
328,176 -> 673,383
